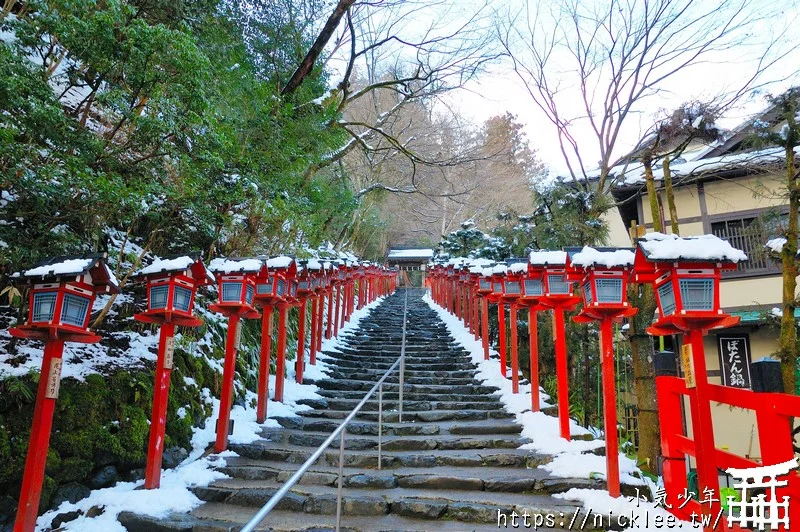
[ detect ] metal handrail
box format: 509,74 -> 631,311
241,290 -> 408,532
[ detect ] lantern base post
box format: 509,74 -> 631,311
529,306 -> 540,412
15,339 -> 65,532
553,307 -> 570,441
144,323 -> 176,489
296,298 -> 307,384
215,314 -> 240,453
309,297 -> 318,365
257,307 -> 273,424
481,298 -> 490,360
498,302 -> 507,378
510,304 -> 519,394
274,305 -> 288,403
599,318 -> 620,498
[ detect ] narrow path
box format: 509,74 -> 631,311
122,289 -> 602,531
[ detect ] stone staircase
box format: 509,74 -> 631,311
121,289 -> 608,531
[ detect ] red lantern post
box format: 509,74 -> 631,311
132,256 -> 212,489
11,255 -> 119,532
532,250 -> 580,441
265,257 -> 298,403
476,267 -> 494,360
632,234 -> 744,525
504,261 -> 527,394
489,265 -> 509,377
208,258 -> 262,452
518,262 -> 545,412
567,246 -> 637,498
294,261 -> 319,383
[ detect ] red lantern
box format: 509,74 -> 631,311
531,250 -> 581,441
264,257 -> 297,404
11,254 -> 119,532
567,246 -> 637,498
504,260 -> 529,394
131,255 -> 212,489
208,257 -> 263,452
631,233 -> 745,522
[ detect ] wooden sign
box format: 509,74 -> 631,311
681,344 -> 696,389
234,321 -> 242,350
717,335 -> 752,389
45,358 -> 63,399
163,336 -> 175,369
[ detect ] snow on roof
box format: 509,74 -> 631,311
266,256 -> 294,269
208,257 -> 263,274
639,233 -> 747,262
491,264 -> 508,274
388,248 -> 434,259
467,258 -> 493,267
509,263 -> 529,273
23,257 -> 96,278
529,250 -> 568,266
137,256 -> 196,276
306,259 -> 323,270
481,267 -> 495,277
571,247 -> 635,268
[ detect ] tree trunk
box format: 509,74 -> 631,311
779,123 -> 798,394
281,0 -> 356,96
627,284 -> 660,474
662,157 -> 680,235
643,154 -> 661,232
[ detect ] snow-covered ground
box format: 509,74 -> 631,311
34,297 -> 384,531
423,293 -> 699,531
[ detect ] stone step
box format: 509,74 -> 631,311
320,352 -> 473,365
216,458 -> 606,496
311,378 -> 499,395
315,389 -> 500,403
324,371 -> 479,384
272,417 -> 523,437
228,443 -> 550,470
320,398 -> 505,412
187,502 -> 556,531
299,408 -> 515,423
323,359 -> 475,372
190,481 -> 599,527
258,428 -> 525,452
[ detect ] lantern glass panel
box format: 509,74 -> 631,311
298,281 -> 309,291
245,284 -> 255,305
523,279 -> 543,296
493,282 -> 503,293
257,281 -> 273,295
657,282 -> 676,316
61,293 -> 90,327
32,291 -> 58,322
547,274 -> 570,295
595,278 -> 623,303
277,279 -> 286,296
506,281 -> 521,295
222,282 -> 243,302
479,279 -> 491,290
679,278 -> 714,311
173,286 -> 192,312
583,281 -> 593,305
149,285 -> 169,310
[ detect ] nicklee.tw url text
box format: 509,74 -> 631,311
497,508 -> 694,529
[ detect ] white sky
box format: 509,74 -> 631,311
325,0 -> 800,177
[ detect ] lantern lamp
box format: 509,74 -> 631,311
632,233 -> 745,334
132,255 -> 213,326
207,257 -> 263,318
566,247 -> 636,319
12,254 -> 120,342
529,250 -> 577,301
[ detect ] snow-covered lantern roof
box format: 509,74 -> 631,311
502,258 -> 528,300
10,254 -> 120,342
567,247 -> 637,320
632,233 -> 745,333
132,255 -> 212,327
334,259 -> 346,281
255,256 -> 297,305
529,250 -> 576,300
476,265 -> 495,294
208,257 -> 263,318
305,259 -> 325,293
296,260 -> 319,298
488,263 -> 509,300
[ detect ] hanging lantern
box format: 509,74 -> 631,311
207,258 -> 263,318
565,247 -> 635,316
132,256 -> 213,326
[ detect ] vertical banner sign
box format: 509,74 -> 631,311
717,335 -> 752,389
45,358 -> 63,399
163,336 -> 175,369
234,320 -> 242,350
681,344 -> 696,389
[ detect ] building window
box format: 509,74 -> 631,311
711,217 -> 780,276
